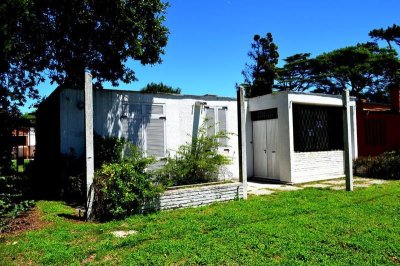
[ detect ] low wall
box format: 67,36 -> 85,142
291,150 -> 345,183
159,182 -> 243,210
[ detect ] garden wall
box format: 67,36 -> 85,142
158,182 -> 243,210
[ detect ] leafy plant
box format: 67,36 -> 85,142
92,145 -> 162,221
0,175 -> 34,232
94,133 -> 127,169
354,150 -> 400,179
155,123 -> 231,186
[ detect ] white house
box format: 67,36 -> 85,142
38,87 -> 240,179
245,91 -> 357,184
37,87 -> 358,187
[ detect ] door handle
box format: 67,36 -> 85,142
264,149 -> 267,154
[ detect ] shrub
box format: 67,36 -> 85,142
57,134 -> 128,203
0,175 -> 34,232
94,133 -> 126,169
354,150 -> 400,180
92,146 -> 163,221
155,123 -> 231,186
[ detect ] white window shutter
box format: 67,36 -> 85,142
218,108 -> 227,146
146,118 -> 165,157
205,108 -> 215,137
121,117 -> 143,148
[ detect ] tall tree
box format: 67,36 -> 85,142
0,0 -> 169,112
276,53 -> 314,92
311,43 -> 400,101
369,24 -> 400,50
242,33 -> 279,97
0,0 -> 169,174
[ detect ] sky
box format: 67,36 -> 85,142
23,0 -> 400,113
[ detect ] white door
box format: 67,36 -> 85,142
253,119 -> 278,179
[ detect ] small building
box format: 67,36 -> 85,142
245,91 -> 357,184
356,87 -> 400,157
36,87 -> 358,196
36,87 -> 239,179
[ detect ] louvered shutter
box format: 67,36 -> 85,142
146,118 -> 165,157
205,108 -> 215,137
218,108 -> 227,146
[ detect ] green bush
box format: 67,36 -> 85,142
94,133 -> 126,169
354,150 -> 400,179
92,146 -> 163,221
0,175 -> 34,232
155,123 -> 231,186
58,134 -> 128,203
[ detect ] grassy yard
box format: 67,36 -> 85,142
1,181 -> 400,265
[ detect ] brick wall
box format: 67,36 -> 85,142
291,151 -> 344,183
158,182 -> 243,210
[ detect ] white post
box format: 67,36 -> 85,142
342,90 -> 353,191
237,85 -> 247,199
84,72 -> 95,219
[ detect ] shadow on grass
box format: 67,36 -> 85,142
57,213 -> 86,222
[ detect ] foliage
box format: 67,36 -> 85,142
242,33 -> 279,97
275,42 -> 400,102
2,181 -> 400,264
0,0 -> 169,112
0,175 -> 34,232
354,150 -> 400,180
369,24 -> 400,50
140,82 -> 181,94
311,43 -> 400,101
276,53 -> 314,92
155,123 -> 231,186
94,133 -> 127,169
92,145 -> 162,221
57,134 -> 128,203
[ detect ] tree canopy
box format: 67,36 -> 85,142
242,33 -> 279,97
0,0 -> 169,113
369,24 -> 400,50
274,43 -> 400,102
140,82 -> 181,94
276,53 -> 313,92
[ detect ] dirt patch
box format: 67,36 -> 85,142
81,254 -> 96,264
0,207 -> 49,236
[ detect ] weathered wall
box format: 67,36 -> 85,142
159,182 -> 243,210
291,151 -> 344,183
59,88 -> 240,179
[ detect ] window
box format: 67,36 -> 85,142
293,104 -> 343,152
121,103 -> 166,157
365,119 -> 386,146
205,106 -> 228,146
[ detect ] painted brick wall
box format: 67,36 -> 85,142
291,150 -> 344,183
159,182 -> 243,210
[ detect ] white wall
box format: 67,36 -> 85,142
288,92 -> 357,183
248,92 -> 291,182
59,88 -> 240,179
247,91 -> 358,183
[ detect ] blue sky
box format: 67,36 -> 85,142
23,0 -> 399,113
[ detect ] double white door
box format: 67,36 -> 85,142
253,119 -> 278,179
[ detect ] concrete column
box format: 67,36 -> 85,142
192,101 -> 203,141
237,85 -> 247,199
342,90 -> 353,191
84,72 -> 95,219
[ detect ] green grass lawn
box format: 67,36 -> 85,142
1,181 -> 400,265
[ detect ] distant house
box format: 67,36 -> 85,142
12,127 -> 36,160
356,87 -> 400,157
